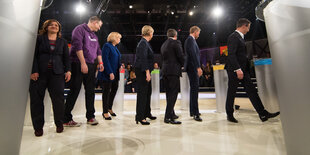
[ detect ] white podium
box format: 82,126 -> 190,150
213,65 -> 228,113
180,72 -> 190,110
112,73 -> 124,113
151,69 -> 160,110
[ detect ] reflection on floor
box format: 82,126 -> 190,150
20,93 -> 286,155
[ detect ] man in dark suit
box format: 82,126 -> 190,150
184,26 -> 203,122
161,29 -> 184,124
225,18 -> 280,123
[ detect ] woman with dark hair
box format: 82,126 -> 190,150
29,19 -> 71,136
134,25 -> 157,125
97,32 -> 122,120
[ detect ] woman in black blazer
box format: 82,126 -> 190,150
29,19 -> 71,136
134,25 -> 156,125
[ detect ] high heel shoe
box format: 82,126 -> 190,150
108,111 -> 117,117
103,114 -> 112,120
136,120 -> 150,125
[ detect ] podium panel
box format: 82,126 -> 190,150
180,72 -> 190,110
265,1 -> 310,154
213,65 -> 228,113
151,69 -> 160,110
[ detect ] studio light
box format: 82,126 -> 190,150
76,4 -> 86,14
212,7 -> 223,18
189,11 -> 194,16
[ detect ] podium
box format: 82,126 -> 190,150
213,64 -> 228,113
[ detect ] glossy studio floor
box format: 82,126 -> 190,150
20,93 -> 286,155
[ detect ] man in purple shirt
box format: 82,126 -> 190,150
64,16 -> 104,127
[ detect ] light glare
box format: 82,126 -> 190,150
76,4 -> 86,14
212,7 -> 223,18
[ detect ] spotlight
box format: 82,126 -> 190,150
129,5 -> 133,9
171,11 -> 175,15
76,4 -> 86,14
212,7 -> 223,18
189,11 -> 194,16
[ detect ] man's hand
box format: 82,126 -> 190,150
197,68 -> 203,77
99,64 -> 104,72
81,63 -> 88,74
110,73 -> 115,80
146,71 -> 151,82
236,69 -> 244,80
65,71 -> 71,82
31,73 -> 39,81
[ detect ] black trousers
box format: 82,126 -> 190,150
29,70 -> 64,130
135,68 -> 152,121
225,70 -> 265,115
102,80 -> 119,114
187,68 -> 200,116
64,62 -> 96,122
164,75 -> 180,120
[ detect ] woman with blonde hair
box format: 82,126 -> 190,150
30,19 -> 71,136
134,25 -> 156,125
97,32 -> 122,120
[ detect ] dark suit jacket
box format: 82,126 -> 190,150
134,38 -> 154,72
97,42 -> 121,81
31,35 -> 71,74
225,31 -> 250,72
161,38 -> 184,77
184,36 -> 200,71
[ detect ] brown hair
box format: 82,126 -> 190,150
39,19 -> 62,38
167,29 -> 177,38
236,18 -> 251,28
88,16 -> 102,23
189,26 -> 201,34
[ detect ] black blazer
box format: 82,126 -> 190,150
31,35 -> 71,74
184,36 -> 200,71
161,38 -> 184,77
134,38 -> 154,72
225,31 -> 250,71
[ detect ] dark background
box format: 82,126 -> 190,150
39,0 -> 268,55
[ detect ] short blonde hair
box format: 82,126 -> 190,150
107,32 -> 122,43
190,26 -> 201,34
141,25 -> 154,36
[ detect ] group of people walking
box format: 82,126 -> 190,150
29,16 -> 280,137
29,16 -> 122,136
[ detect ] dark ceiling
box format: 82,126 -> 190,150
39,0 -> 267,53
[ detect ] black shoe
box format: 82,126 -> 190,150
193,115 -> 202,122
164,119 -> 181,124
227,115 -> 238,123
56,125 -> 64,133
136,120 -> 150,125
173,115 -> 179,119
34,129 -> 43,137
147,115 -> 157,120
108,110 -> 117,117
235,105 -> 240,110
103,114 -> 112,120
259,111 -> 280,122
